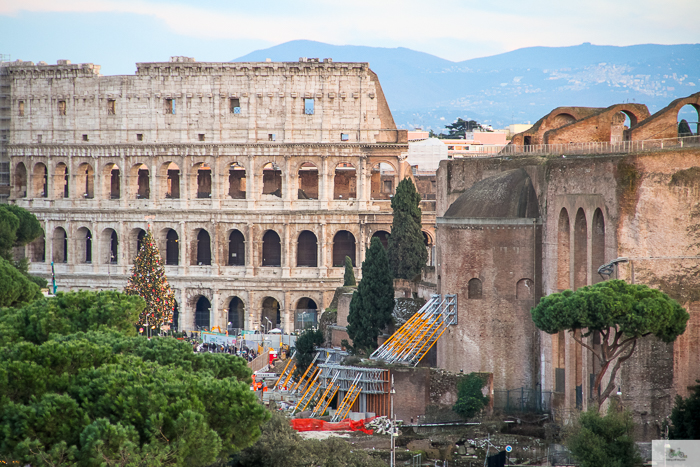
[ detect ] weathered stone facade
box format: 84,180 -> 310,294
436,96 -> 700,439
4,57 -> 436,333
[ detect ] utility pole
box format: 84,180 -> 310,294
390,374 -> 396,467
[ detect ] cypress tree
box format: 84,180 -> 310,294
347,237 -> 394,351
343,255 -> 356,286
679,119 -> 694,137
387,178 -> 427,279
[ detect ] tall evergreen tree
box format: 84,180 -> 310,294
125,227 -> 175,331
343,256 -> 356,286
347,237 -> 394,351
387,178 -> 428,279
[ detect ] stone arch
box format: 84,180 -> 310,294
76,227 -> 92,263
129,228 -> 147,264
262,230 -> 281,266
227,296 -> 245,329
103,162 -> 120,199
227,229 -> 245,266
193,162 -> 212,198
592,208 -> 605,284
678,103 -> 699,136
333,230 -> 356,267
101,228 -> 118,264
423,231 -> 434,266
194,229 -> 211,265
261,296 -> 281,329
76,162 -> 94,199
13,162 -> 27,198
297,162 -> 318,199
334,162 -> 357,199
32,162 -> 47,198
29,234 -> 45,263
165,229 -> 179,265
557,208 -> 571,291
131,163 -> 150,199
573,208 -> 588,290
262,162 -> 282,198
295,297 -> 319,330
467,278 -> 482,299
551,112 -> 577,129
371,230 -> 390,249
163,161 -> 180,199
53,162 -> 69,199
516,278 -> 534,300
53,227 -> 68,263
370,161 -> 397,200
194,295 -> 211,330
297,230 -> 318,267
228,162 -> 246,199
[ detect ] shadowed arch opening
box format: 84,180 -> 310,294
592,208 -> 605,284
333,230 -> 355,267
228,230 -> 245,266
32,163 -> 47,198
370,162 -> 396,200
552,113 -> 576,128
53,227 -> 67,263
195,296 -> 211,330
297,162 -> 318,199
76,163 -> 94,199
261,297 -> 281,329
229,162 -> 246,199
334,163 -> 357,199
678,103 -> 699,136
468,278 -> 482,299
53,162 -> 69,199
195,230 -> 211,265
516,278 -> 534,300
77,227 -> 92,263
262,162 -> 282,197
194,162 -> 212,198
372,230 -> 390,249
172,301 -> 179,331
165,229 -> 179,265
557,208 -> 571,291
228,297 -> 245,330
14,162 -> 27,198
103,163 -> 120,199
262,230 -> 281,266
101,228 -> 118,264
574,208 -> 588,290
296,297 -> 318,331
165,162 -> 180,199
297,230 -> 318,267
132,163 -> 150,199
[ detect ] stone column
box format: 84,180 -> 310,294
179,221 -> 187,276
282,223 -> 290,278
284,156 -> 292,209
211,290 -> 220,330
319,221 -> 327,278
246,223 -> 255,276
284,291 -> 292,334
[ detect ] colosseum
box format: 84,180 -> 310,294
3,56 -> 436,334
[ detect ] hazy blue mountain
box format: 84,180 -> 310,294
233,40 -> 700,131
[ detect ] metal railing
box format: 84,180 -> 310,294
456,135 -> 700,157
492,387 -> 553,413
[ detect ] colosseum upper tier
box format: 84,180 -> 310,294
4,56 -> 435,333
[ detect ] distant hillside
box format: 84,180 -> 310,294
234,40 -> 700,131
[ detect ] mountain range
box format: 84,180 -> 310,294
233,40 -> 700,131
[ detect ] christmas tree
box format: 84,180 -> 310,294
125,227 -> 175,332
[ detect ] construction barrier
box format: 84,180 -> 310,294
290,418 -> 375,435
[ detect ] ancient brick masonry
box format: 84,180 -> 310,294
436,95 -> 700,440
4,56 -> 436,333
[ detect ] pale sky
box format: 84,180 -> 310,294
2,0 -> 699,75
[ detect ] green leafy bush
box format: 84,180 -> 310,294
452,373 -> 489,419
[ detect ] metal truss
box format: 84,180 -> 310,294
370,294 -> 457,366
331,373 -> 363,422
316,364 -> 388,394
311,371 -> 340,418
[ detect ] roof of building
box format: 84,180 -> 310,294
443,168 -> 540,219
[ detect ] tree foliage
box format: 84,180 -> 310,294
531,280 -> 689,408
0,205 -> 43,261
678,119 -> 694,137
0,291 -> 268,466
566,402 -> 643,467
438,118 -> 489,139
343,256 -> 356,286
294,328 -> 324,378
387,178 -> 427,280
669,381 -> 700,439
452,373 -> 489,419
125,227 -> 176,330
228,412 -> 384,467
0,257 -> 41,308
347,237 -> 395,352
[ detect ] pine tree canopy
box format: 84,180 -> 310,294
387,178 -> 427,280
125,228 -> 176,330
347,237 -> 395,351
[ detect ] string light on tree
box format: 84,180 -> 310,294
125,227 -> 175,333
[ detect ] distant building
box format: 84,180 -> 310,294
440,130 -> 508,158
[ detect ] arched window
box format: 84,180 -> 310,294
297,230 -> 318,267
297,163 -> 318,199
333,230 -> 355,267
677,103 -> 699,137
516,278 -> 534,300
172,301 -> 179,331
195,163 -> 212,198
195,296 -> 211,329
574,208 -> 587,290
467,278 -> 482,299
262,230 -> 281,266
261,297 -> 281,329
228,297 -> 244,330
165,162 -> 180,199
370,162 -> 396,200
76,163 -> 94,199
33,163 -> 47,198
592,209 -> 605,284
14,163 -> 27,198
136,229 -> 146,255
196,230 -> 211,265
133,163 -> 150,199
371,230 -> 390,249
77,227 -> 92,263
166,229 -> 179,265
228,230 -> 245,266
334,163 -> 356,199
295,297 -> 318,331
53,228 -> 68,263
103,163 -> 120,199
262,162 -> 282,197
228,162 -> 246,199
54,163 -> 69,199
110,230 -> 118,264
